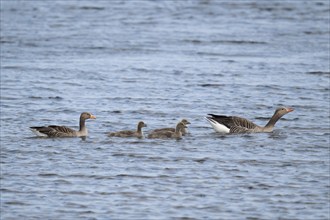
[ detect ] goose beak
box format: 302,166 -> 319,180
90,115 -> 96,119
287,107 -> 294,112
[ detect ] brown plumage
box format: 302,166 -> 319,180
147,122 -> 187,139
151,119 -> 191,135
108,121 -> 147,138
206,107 -> 294,133
30,112 -> 96,137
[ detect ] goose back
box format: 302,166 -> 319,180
207,114 -> 260,133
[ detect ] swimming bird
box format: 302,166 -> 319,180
30,112 -> 96,137
150,119 -> 191,135
147,122 -> 187,139
205,107 -> 294,133
108,121 -> 147,138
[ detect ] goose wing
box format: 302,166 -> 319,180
152,128 -> 175,133
48,125 -> 76,134
108,130 -> 135,137
30,125 -> 76,137
208,114 -> 258,133
147,130 -> 173,139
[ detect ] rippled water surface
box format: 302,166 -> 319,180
1,1 -> 329,219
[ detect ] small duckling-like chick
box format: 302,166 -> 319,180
108,121 -> 147,138
148,122 -> 187,139
151,119 -> 191,135
30,112 -> 96,137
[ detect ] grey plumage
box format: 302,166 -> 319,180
30,112 -> 96,137
206,107 -> 294,133
148,122 -> 187,139
108,121 -> 147,138
151,119 -> 191,135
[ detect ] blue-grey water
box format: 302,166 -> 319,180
1,1 -> 329,219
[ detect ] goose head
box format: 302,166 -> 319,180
274,107 -> 294,117
181,119 -> 191,125
137,121 -> 147,129
80,112 -> 96,120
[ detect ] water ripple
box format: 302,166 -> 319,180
1,1 -> 329,220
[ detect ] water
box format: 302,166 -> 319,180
1,1 -> 329,219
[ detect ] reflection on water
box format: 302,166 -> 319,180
1,1 -> 329,219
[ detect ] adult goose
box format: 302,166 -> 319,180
108,121 -> 147,138
150,119 -> 191,135
206,107 -> 294,134
148,122 -> 187,139
30,112 -> 96,137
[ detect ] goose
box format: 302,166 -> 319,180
30,112 -> 96,137
108,121 -> 147,138
205,107 -> 294,133
150,119 -> 191,135
148,122 -> 187,139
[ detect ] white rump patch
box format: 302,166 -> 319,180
205,117 -> 230,133
30,128 -> 48,137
